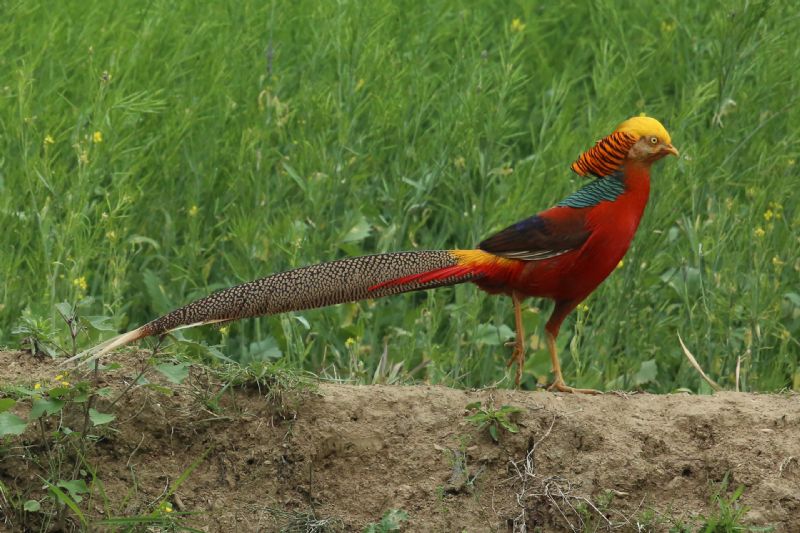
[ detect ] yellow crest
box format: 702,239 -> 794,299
614,116 -> 672,145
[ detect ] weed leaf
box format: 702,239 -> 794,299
0,398 -> 16,413
29,398 -> 65,420
57,479 -> 89,502
155,362 -> 191,384
46,479 -> 87,525
23,499 -> 41,512
89,408 -> 116,426
634,359 -> 659,386
0,412 -> 27,436
81,315 -> 118,332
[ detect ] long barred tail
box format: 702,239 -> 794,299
64,250 -> 482,364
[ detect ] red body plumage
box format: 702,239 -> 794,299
511,164 -> 651,327
439,163 -> 651,340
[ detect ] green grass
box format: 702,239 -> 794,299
1,0 -> 798,392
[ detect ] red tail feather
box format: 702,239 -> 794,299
369,264 -> 477,291
368,249 -> 522,292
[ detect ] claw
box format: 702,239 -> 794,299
547,379 -> 602,395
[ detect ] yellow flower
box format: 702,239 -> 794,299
92,131 -> 103,143
772,256 -> 785,268
754,227 -> 765,238
59,381 -> 70,388
73,276 -> 88,291
510,18 -> 526,32
188,205 -> 199,217
763,209 -> 773,221
54,374 -> 63,381
345,337 -> 356,348
454,156 -> 466,169
219,326 -> 229,336
34,383 -> 42,390
44,134 -> 55,145
616,260 -> 624,269
105,230 -> 117,241
660,20 -> 677,33
577,303 -> 589,312
498,164 -> 513,176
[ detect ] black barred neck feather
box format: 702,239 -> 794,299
557,172 -> 625,209
571,131 -> 637,178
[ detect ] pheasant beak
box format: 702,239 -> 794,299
662,143 -> 680,157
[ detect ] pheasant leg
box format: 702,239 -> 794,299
545,332 -> 601,395
505,291 -> 525,387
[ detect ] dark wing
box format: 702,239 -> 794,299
478,211 -> 590,261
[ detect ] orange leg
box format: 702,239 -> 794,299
545,332 -> 601,395
505,291 -> 525,387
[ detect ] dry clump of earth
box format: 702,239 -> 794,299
0,349 -> 797,532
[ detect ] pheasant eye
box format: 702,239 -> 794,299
649,136 -> 658,144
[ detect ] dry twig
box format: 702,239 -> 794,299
677,334 -> 722,392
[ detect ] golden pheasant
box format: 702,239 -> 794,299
69,116 -> 678,393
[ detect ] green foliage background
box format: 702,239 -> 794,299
1,0 -> 797,391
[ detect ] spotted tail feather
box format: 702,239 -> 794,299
64,250 -> 479,365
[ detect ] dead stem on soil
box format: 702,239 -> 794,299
126,433 -> 145,467
503,413 -> 638,532
778,456 -> 796,477
263,507 -> 344,533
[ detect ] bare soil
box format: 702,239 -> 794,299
0,349 -> 798,532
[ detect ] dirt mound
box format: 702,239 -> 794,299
0,350 -> 797,531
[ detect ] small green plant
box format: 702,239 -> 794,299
439,434 -> 483,495
464,401 -> 522,442
694,475 -> 774,533
13,302 -> 119,360
363,509 -> 408,533
0,367 -> 113,528
13,308 -> 62,358
96,447 -> 211,530
665,476 -> 775,533
205,358 -> 315,418
0,304 -> 202,529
